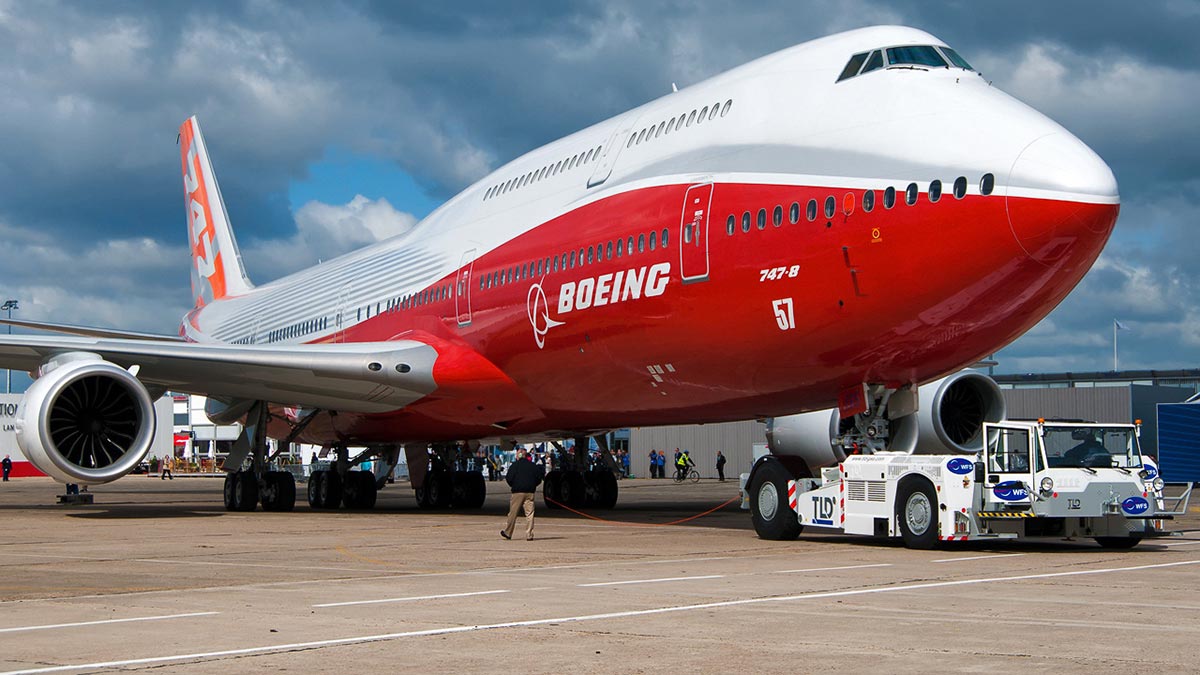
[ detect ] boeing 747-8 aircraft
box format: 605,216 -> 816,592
0,26 -> 1118,515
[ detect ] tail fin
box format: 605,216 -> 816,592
179,116 -> 253,307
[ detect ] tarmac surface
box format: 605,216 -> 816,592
0,474 -> 1198,674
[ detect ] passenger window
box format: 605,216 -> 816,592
649,230 -> 657,250
807,199 -> 817,221
606,241 -> 613,259
585,148 -> 594,163
980,173 -> 995,196
789,201 -> 800,224
837,52 -> 869,82
667,118 -> 676,134
884,186 -> 896,209
587,246 -> 594,264
677,113 -> 687,129
953,176 -> 967,199
709,103 -> 719,121
757,208 -> 766,230
627,134 -> 636,149
843,193 -> 854,216
616,238 -> 624,256
638,234 -> 646,252
863,190 -> 875,212
570,250 -> 576,268
698,106 -> 709,123
906,183 -> 918,205
742,211 -> 751,233
772,205 -> 783,227
687,110 -> 697,126
656,121 -> 665,137
727,214 -> 736,236
929,180 -> 942,203
721,99 -> 732,117
860,50 -> 884,74
637,129 -> 647,145
662,228 -> 669,246
824,196 -> 836,219
628,236 -> 635,254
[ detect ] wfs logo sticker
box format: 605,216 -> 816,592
1142,461 -> 1159,481
992,481 -> 1028,501
946,457 -> 974,475
1121,496 -> 1150,515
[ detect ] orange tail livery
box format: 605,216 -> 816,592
179,116 -> 253,307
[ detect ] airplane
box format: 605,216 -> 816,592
0,25 -> 1118,516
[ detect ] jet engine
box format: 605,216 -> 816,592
15,352 -> 157,484
765,370 -> 1006,477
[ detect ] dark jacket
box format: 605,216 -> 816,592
506,458 -> 544,493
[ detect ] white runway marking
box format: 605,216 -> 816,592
1162,540 -> 1200,547
932,554 -> 1027,563
771,563 -> 892,574
0,612 -> 218,634
3,559 -> 1197,675
314,589 -> 510,608
579,574 -> 724,587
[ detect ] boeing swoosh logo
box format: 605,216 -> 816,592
527,282 -> 565,349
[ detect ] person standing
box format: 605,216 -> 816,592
160,456 -> 173,480
501,448 -> 543,541
2,454 -> 11,481
648,449 -> 658,478
657,450 -> 667,479
716,451 -> 727,482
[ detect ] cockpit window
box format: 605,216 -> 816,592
886,45 -> 948,68
838,45 -> 974,83
860,50 -> 884,75
938,47 -> 974,71
837,52 -> 869,82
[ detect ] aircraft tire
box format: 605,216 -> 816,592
591,470 -> 618,509
560,471 -> 586,508
223,472 -> 237,511
308,471 -> 324,509
232,470 -> 259,512
273,471 -> 296,512
426,468 -> 451,508
749,459 -> 801,541
356,471 -> 378,509
543,471 -> 563,510
319,470 -> 343,509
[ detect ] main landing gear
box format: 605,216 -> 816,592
405,442 -> 487,509
219,403 -> 398,512
542,435 -> 619,511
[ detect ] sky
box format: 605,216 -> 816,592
1,0 -> 1199,392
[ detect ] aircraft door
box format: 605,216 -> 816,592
984,425 -> 1035,508
456,249 -> 476,326
588,126 -> 631,188
680,182 -> 713,283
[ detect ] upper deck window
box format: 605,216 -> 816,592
886,45 -> 947,68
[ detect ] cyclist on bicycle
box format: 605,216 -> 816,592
676,450 -> 695,481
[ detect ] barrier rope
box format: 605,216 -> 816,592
543,493 -> 741,527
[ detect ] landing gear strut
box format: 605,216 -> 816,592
221,402 -> 298,513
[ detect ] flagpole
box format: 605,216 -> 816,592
1113,320 -> 1117,371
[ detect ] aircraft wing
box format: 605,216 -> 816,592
0,334 -> 438,413
0,317 -> 185,342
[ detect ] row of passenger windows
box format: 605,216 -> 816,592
483,142 -> 604,201
837,44 -> 974,83
360,280 -> 457,321
264,316 -> 329,343
626,99 -> 734,150
725,173 -> 995,235
480,228 -> 671,291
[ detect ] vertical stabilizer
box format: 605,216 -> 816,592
179,116 -> 253,307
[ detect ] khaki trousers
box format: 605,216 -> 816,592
504,492 -> 535,539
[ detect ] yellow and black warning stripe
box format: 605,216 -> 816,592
977,511 -> 1035,519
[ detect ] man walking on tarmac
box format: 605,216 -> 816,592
501,448 -> 543,541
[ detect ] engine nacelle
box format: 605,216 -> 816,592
15,352 -> 157,484
765,370 -> 1006,476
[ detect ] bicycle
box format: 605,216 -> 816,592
672,468 -> 700,484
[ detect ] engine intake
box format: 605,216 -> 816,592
16,352 -> 157,484
766,370 -> 1005,477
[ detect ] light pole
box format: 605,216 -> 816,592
2,300 -> 16,394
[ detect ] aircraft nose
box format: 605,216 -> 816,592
1006,133 -> 1119,264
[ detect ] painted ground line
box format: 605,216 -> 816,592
0,612 -> 218,634
931,554 -> 1027,563
4,559 -> 1198,675
578,574 -> 724,587
2,559 -> 1198,675
771,563 -> 893,574
314,589 -> 510,608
